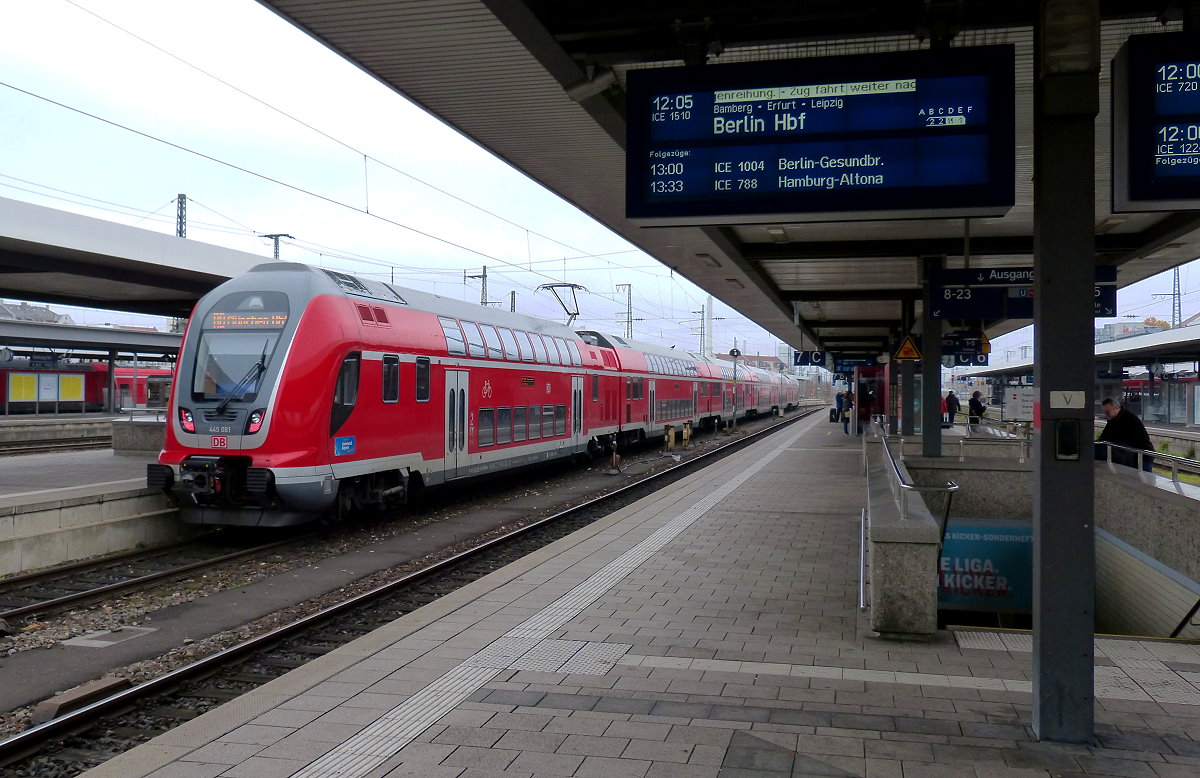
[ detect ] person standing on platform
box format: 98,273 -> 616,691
1095,397 -> 1155,472
842,391 -> 854,435
945,390 -> 962,427
940,394 -> 949,428
834,390 -> 844,423
968,391 -> 987,434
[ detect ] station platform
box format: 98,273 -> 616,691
0,449 -> 170,577
0,448 -> 155,502
83,414 -> 1200,778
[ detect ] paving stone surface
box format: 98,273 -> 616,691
83,415 -> 1200,778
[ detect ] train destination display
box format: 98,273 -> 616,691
626,46 -> 1015,224
1114,33 -> 1200,211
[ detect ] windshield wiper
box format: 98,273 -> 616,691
215,341 -> 269,415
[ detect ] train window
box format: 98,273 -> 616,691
497,407 -> 512,444
626,379 -> 632,400
542,405 -> 556,438
462,322 -> 486,358
552,337 -> 569,365
529,334 -> 548,363
415,357 -> 430,402
633,377 -> 644,400
513,406 -> 527,441
566,340 -> 582,367
330,352 -> 361,435
699,382 -> 707,397
555,405 -> 566,436
516,331 -> 536,362
481,325 -> 504,360
592,375 -> 599,402
439,317 -> 466,356
382,355 -> 400,403
498,328 -> 521,361
478,408 -> 495,446
528,405 -> 541,439
544,336 -> 562,365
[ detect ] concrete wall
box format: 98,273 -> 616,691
0,485 -> 184,576
865,439 -> 940,637
0,418 -> 111,443
1094,467 -> 1200,586
906,457 -> 1032,520
903,454 -> 1200,638
111,419 -> 165,456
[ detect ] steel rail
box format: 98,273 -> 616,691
0,536 -> 302,621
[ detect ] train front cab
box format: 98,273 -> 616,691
150,268 -> 343,527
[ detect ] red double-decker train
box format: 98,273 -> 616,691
148,263 -> 818,526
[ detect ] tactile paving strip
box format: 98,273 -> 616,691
290,417 -> 809,778
954,631 -> 1200,706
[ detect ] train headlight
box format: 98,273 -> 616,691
179,407 -> 195,434
246,409 -> 266,434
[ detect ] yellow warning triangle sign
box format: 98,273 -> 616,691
894,335 -> 922,361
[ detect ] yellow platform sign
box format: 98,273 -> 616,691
894,335 -> 922,361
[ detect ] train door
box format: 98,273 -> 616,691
571,375 -> 584,451
445,370 -> 468,478
648,380 -> 656,426
693,383 -> 698,420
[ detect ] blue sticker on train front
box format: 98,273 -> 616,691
334,436 -> 356,456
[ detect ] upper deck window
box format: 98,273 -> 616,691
480,325 -> 504,360
498,328 -> 521,360
439,316 -> 466,356
462,322 -> 486,358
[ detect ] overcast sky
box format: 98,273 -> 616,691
0,1 -> 1196,368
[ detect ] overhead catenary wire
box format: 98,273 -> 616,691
59,0 -> 630,269
7,3 -> 787,348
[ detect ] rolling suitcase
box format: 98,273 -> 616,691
829,408 -> 839,422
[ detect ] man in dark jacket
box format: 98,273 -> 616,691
945,391 -> 962,426
1095,397 -> 1154,472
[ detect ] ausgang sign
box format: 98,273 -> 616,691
625,46 -> 1016,224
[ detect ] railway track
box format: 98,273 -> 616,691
0,407 -> 822,776
0,535 -> 304,622
0,438 -> 112,456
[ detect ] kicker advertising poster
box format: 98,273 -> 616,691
939,518 -> 1032,612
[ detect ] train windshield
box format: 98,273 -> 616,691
192,291 -> 288,402
193,332 -> 280,401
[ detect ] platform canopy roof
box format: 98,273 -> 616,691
959,322 -> 1200,377
256,0 -> 1200,358
0,319 -> 182,357
0,195 -> 266,317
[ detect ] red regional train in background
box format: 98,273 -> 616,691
147,263 -> 822,527
0,362 -> 173,414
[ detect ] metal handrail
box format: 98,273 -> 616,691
880,436 -> 960,527
858,507 -> 867,611
1096,440 -> 1200,484
124,406 -> 168,422
958,436 -> 1032,463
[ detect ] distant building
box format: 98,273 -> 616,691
1094,320 -> 1169,343
0,300 -> 75,325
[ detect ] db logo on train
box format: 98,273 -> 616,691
211,436 -> 228,448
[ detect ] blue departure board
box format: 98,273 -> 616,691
1113,33 -> 1200,211
625,46 -> 1015,224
